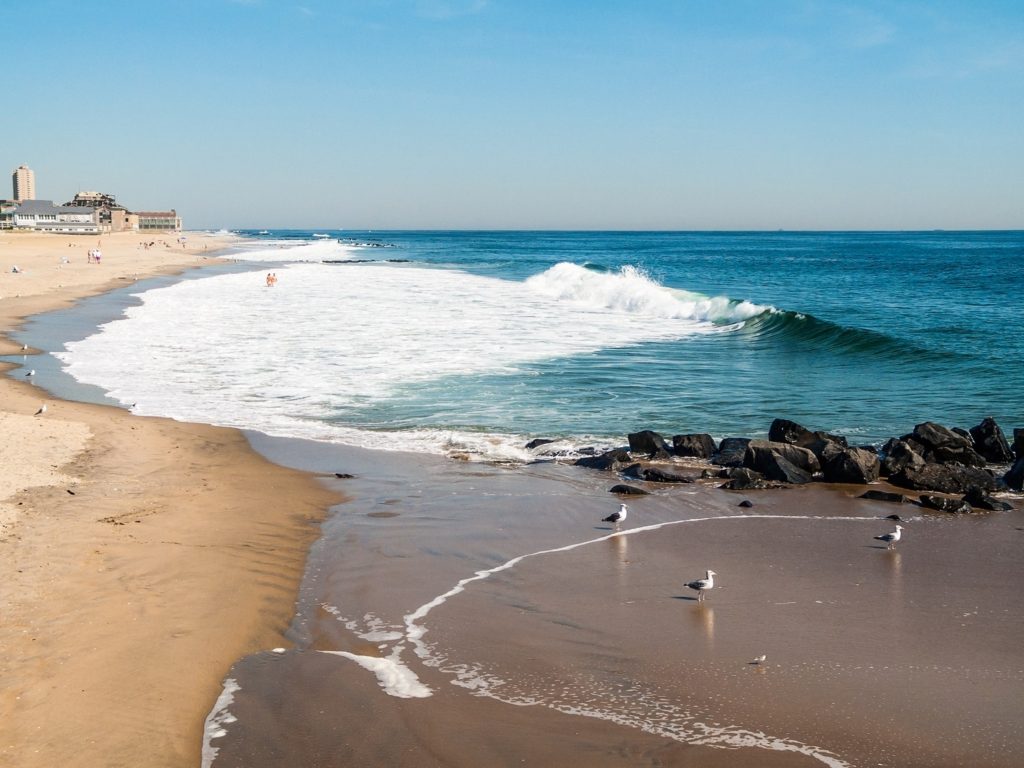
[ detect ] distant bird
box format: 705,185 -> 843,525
685,570 -> 716,601
34,404 -> 47,416
874,524 -> 903,549
602,503 -> 628,528
25,369 -> 35,377
21,344 -> 28,351
750,654 -> 767,665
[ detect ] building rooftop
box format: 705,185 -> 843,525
15,199 -> 96,215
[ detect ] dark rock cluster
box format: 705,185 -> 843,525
544,416 -> 1023,514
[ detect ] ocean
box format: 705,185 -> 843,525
55,230 -> 1024,461
24,230 -> 1024,766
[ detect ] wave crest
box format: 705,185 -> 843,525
525,263 -> 770,324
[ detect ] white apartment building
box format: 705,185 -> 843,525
12,165 -> 36,201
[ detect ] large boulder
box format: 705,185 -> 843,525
768,418 -> 848,458
880,439 -> 925,477
821,446 -> 880,484
628,430 -> 671,456
743,442 -> 814,484
622,464 -> 695,483
609,484 -> 649,496
719,467 -> 771,490
671,433 -> 717,459
1013,428 -> 1024,460
968,417 -> 1013,463
745,440 -> 820,475
908,422 -> 986,467
963,486 -> 1014,512
919,495 -> 974,514
711,437 -> 750,467
575,448 -> 632,471
1005,457 -> 1024,491
889,462 -> 997,494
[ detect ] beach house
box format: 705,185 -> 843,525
11,200 -> 101,234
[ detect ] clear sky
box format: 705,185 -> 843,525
4,0 -> 1023,230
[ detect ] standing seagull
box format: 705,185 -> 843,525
602,503 -> 628,528
25,369 -> 35,377
685,570 -> 716,601
874,524 -> 903,550
34,404 -> 47,416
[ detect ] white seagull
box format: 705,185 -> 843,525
751,654 -> 767,665
34,404 -> 47,416
874,524 -> 903,550
25,369 -> 35,377
685,570 -> 716,601
602,503 -> 628,528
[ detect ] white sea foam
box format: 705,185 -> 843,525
201,678 -> 240,768
227,238 -> 361,263
58,260 -> 765,460
322,650 -> 433,698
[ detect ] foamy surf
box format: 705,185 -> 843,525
57,260 -> 760,461
201,678 -> 241,768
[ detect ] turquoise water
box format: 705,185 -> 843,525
249,229 -> 1024,445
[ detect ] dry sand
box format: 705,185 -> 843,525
0,231 -> 342,767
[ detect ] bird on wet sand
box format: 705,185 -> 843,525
750,654 -> 766,665
602,503 -> 628,528
25,369 -> 35,377
685,570 -> 716,601
34,404 -> 47,416
874,524 -> 903,550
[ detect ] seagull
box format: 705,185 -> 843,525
21,344 -> 28,351
25,369 -> 35,377
602,503 -> 628,528
750,654 -> 767,665
874,524 -> 903,550
685,570 -> 716,601
34,404 -> 47,416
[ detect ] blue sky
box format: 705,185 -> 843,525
4,0 -> 1022,229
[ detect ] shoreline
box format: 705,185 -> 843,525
0,232 -> 343,767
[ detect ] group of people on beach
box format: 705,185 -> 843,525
265,272 -> 278,287
87,248 -> 102,264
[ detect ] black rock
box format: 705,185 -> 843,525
1005,457 -> 1024,491
880,439 -> 925,478
909,422 -> 986,468
671,433 -> 717,459
919,495 -> 974,514
768,418 -> 848,458
890,462 -> 997,494
963,486 -> 1014,512
525,438 -> 557,450
628,430 -> 671,456
885,514 -> 904,521
859,490 -> 909,503
719,467 -> 771,490
622,463 -> 695,483
743,442 -> 814,484
575,448 -> 632,471
738,499 -> 754,508
821,446 -> 880,484
334,472 -> 355,479
744,440 -> 820,477
711,437 -> 751,467
609,484 -> 649,495
968,417 -> 1014,463
1014,428 -> 1024,460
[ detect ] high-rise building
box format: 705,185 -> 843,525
12,165 -> 36,201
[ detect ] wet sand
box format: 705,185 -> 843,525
0,232 -> 342,767
209,438 -> 1024,767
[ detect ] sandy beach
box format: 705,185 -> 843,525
0,231 -> 342,767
